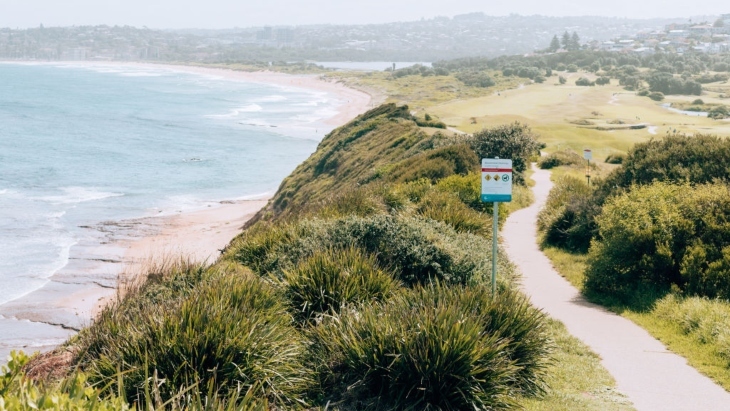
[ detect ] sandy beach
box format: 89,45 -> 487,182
0,63 -> 375,360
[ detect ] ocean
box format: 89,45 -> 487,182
0,63 -> 339,358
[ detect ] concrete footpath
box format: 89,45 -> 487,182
502,165 -> 730,411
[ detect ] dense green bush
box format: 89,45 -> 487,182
648,91 -> 664,101
708,105 -> 729,120
455,70 -> 496,87
469,122 -> 542,185
601,133 -> 730,190
436,173 -> 492,212
647,72 -> 702,95
540,133 -> 730,256
0,352 -> 129,411
537,175 -> 596,252
82,271 -> 311,406
309,284 -> 550,410
604,153 -> 626,164
537,149 -> 585,169
575,77 -> 595,86
282,247 -> 398,323
585,182 -> 730,302
229,214 -> 514,287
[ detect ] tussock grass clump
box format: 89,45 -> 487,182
282,247 -> 398,323
309,284 -> 550,410
537,149 -> 585,169
79,257 -> 208,362
80,270 -> 311,407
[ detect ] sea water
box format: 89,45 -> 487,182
0,63 -> 337,357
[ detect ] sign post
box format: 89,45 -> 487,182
583,149 -> 592,186
481,158 -> 513,295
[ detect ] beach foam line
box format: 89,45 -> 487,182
36,187 -> 124,205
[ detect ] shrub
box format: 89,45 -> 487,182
282,247 -> 398,323
637,89 -> 650,96
309,284 -> 550,409
0,352 -> 129,410
595,76 -> 611,85
585,182 -> 730,303
543,133 -> 730,255
82,271 -> 312,406
575,77 -> 595,86
602,133 -> 730,189
229,215 -> 514,287
436,173 -> 489,211
537,149 -> 584,169
648,91 -> 665,101
604,153 -> 626,164
537,175 -> 596,252
708,105 -> 729,120
692,98 -> 705,105
469,122 -> 542,185
455,70 -> 496,88
558,75 -> 567,84
416,189 -> 491,235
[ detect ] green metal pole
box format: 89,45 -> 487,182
492,201 -> 498,295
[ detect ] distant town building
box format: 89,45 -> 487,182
276,28 -> 294,43
256,26 -> 273,41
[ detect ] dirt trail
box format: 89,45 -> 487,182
502,165 -> 730,411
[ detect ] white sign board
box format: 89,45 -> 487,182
583,149 -> 593,161
481,158 -> 513,202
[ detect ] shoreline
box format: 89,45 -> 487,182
0,62 -> 376,361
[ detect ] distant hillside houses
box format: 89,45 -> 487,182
590,13 -> 730,55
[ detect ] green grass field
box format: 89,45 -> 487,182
425,73 -> 730,160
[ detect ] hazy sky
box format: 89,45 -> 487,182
2,0 -> 729,29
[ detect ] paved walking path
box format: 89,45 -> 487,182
502,165 -> 730,411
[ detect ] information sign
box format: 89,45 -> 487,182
481,158 -> 513,202
583,149 -> 593,161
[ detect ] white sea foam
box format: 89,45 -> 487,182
253,95 -> 288,103
119,72 -> 163,77
205,104 -> 263,119
37,187 -> 123,205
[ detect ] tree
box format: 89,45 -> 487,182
469,122 -> 542,185
549,35 -> 561,52
569,32 -> 581,51
714,18 -> 725,27
558,76 -> 567,85
561,31 -> 570,49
